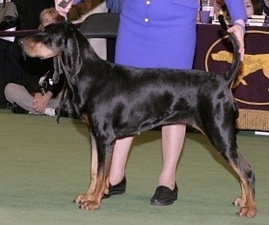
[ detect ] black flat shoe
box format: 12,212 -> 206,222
102,176 -> 127,199
150,183 -> 178,206
55,104 -> 69,117
11,103 -> 29,114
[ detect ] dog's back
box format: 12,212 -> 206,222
90,15 -> 240,91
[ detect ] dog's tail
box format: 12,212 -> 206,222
218,15 -> 241,86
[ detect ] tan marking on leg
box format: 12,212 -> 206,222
231,164 -> 256,218
87,135 -> 98,195
74,135 -> 97,206
80,113 -> 89,125
233,182 -> 246,207
74,136 -> 114,211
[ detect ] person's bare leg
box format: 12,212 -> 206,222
107,124 -> 185,202
158,124 -> 186,189
109,136 -> 134,185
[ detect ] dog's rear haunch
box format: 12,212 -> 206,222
21,15 -> 256,217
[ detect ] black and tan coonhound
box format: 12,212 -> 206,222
20,16 -> 256,217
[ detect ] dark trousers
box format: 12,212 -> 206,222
0,40 -> 26,107
106,38 -> 116,63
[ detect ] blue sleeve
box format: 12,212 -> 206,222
224,0 -> 247,21
106,0 -> 122,13
73,0 -> 81,4
106,0 -> 113,9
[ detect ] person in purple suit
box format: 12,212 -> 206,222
55,0 -> 247,206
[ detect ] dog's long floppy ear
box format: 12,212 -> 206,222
52,55 -> 63,84
62,25 -> 82,85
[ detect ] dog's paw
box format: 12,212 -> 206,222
73,194 -> 101,211
233,197 -> 257,218
233,197 -> 246,207
236,206 -> 257,218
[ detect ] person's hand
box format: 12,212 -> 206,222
34,92 -> 42,99
54,0 -> 73,17
33,92 -> 53,113
227,19 -> 246,61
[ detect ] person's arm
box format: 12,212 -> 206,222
227,19 -> 245,61
224,0 -> 247,61
106,0 -> 122,13
54,0 -> 73,17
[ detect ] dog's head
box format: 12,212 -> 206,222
21,21 -> 83,84
21,21 -> 75,59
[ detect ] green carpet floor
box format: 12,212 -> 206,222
0,109 -> 268,225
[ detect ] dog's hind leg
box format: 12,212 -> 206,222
203,123 -> 256,218
74,131 -> 114,211
230,154 -> 256,218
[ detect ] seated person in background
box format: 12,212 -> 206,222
4,8 -> 67,117
215,0 -> 262,18
246,0 -> 263,16
39,7 -> 65,28
0,0 -> 56,108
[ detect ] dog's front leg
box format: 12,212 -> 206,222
74,133 -> 113,211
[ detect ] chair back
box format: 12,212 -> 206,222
79,12 -> 119,39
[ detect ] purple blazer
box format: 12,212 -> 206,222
115,0 -> 246,69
